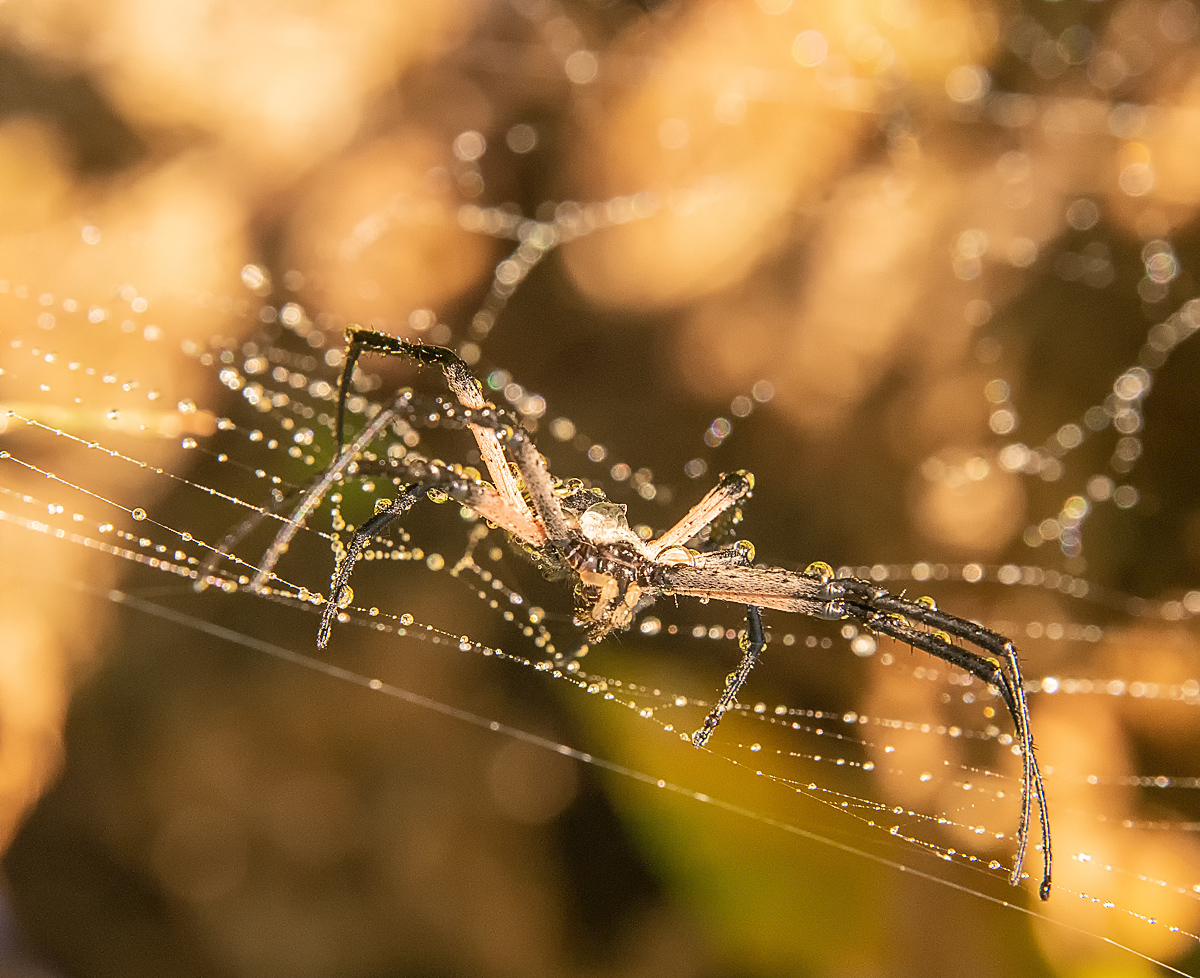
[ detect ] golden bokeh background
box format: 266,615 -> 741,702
1,0 -> 1200,975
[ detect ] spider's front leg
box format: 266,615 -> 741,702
337,326 -> 533,527
317,488 -> 419,647
652,469 -> 755,556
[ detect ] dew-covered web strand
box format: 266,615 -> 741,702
7,395 -> 1200,968
10,393 -> 1200,965
74,583 -> 1200,978
7,266 -> 1200,962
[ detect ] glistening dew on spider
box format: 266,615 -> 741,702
251,325 -> 1052,902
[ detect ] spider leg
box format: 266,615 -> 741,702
254,395 -> 406,591
506,431 -> 570,547
663,542 -> 769,748
652,470 -> 754,554
692,605 -> 766,748
657,564 -> 830,615
354,457 -> 543,544
689,541 -> 758,569
317,455 -> 546,647
337,327 -> 533,524
659,563 -> 1052,899
196,485 -> 298,591
845,586 -> 1051,900
399,399 -> 569,545
318,490 -> 419,647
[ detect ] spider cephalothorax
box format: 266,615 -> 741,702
560,497 -> 663,640
251,327 -> 1053,902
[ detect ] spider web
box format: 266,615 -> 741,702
2,1 -> 1200,976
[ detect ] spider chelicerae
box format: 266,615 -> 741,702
250,326 -> 1052,901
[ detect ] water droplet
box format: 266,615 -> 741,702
399,613 -> 414,626
426,553 -> 445,571
131,508 -> 147,521
916,595 -> 937,610
427,488 -> 448,504
374,498 -> 393,514
336,585 -> 354,609
640,617 -> 661,636
804,560 -> 834,583
581,501 -> 631,543
180,437 -> 197,449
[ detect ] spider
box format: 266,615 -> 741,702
251,326 -> 1052,901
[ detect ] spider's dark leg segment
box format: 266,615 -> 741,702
336,328 -> 534,523
254,398 -> 406,590
336,328 -> 412,453
336,330 -> 489,451
838,582 -> 1051,900
317,454 -> 530,647
692,605 -> 767,748
317,490 -> 419,648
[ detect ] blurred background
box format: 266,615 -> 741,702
1,0 -> 1200,975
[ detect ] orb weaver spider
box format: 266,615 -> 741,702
251,326 -> 1052,901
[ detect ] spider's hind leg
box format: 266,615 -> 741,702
844,583 -> 1052,900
